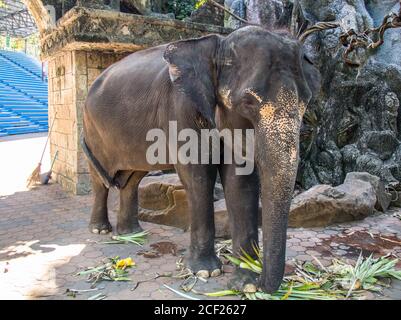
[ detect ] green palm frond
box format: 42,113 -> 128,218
207,247 -> 401,300
103,230 -> 149,246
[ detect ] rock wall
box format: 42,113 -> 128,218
189,0 -> 224,26
294,0 -> 401,190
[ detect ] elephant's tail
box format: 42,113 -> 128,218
80,134 -> 116,189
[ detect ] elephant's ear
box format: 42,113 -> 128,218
163,35 -> 220,127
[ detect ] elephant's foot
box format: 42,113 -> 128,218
228,267 -> 259,292
187,254 -> 222,278
115,222 -> 143,236
89,220 -> 112,235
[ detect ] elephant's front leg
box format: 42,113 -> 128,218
117,171 -> 147,235
175,164 -> 221,276
219,163 -> 260,289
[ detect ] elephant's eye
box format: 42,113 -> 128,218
304,54 -> 314,65
241,95 -> 257,107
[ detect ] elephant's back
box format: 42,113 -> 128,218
86,45 -> 170,115
83,45 -> 173,173
84,44 -> 172,132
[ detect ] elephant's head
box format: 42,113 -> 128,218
163,26 -> 321,293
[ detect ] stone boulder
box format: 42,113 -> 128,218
138,174 -> 189,230
344,172 -> 391,212
289,0 -> 401,189
137,173 -> 226,231
214,199 -> 263,238
289,172 -> 377,228
214,199 -> 231,238
115,171 -> 388,233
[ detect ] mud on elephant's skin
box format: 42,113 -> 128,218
82,26 -> 321,293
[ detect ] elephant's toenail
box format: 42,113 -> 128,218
211,269 -> 222,277
196,270 -> 210,278
100,229 -> 109,234
111,235 -> 118,240
92,228 -> 99,234
243,283 -> 257,293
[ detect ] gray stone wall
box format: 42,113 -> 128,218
293,0 -> 401,189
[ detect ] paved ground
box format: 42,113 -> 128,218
1,134 -> 401,300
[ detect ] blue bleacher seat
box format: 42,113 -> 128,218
0,50 -> 48,136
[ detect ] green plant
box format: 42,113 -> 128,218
102,230 -> 148,246
167,0 -> 199,20
207,247 -> 401,300
329,254 -> 401,296
77,256 -> 135,285
195,0 -> 207,9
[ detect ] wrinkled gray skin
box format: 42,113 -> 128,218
83,26 -> 320,293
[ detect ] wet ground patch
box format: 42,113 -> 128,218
318,230 -> 401,262
138,241 -> 178,259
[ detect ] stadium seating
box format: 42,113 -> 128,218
0,50 -> 48,136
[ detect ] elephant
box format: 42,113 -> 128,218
82,26 -> 321,293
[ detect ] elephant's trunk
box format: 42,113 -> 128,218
255,114 -> 300,293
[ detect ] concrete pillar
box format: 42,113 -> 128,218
47,50 -> 129,194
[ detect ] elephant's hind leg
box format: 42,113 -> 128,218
89,164 -> 112,234
116,171 -> 148,235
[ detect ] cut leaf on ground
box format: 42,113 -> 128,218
205,247 -> 401,300
103,231 -> 149,246
77,256 -> 135,285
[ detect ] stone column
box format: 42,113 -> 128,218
47,50 -> 128,194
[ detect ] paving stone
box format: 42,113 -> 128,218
82,250 -> 103,259
305,250 -> 321,256
150,289 -> 174,300
335,249 -> 348,256
302,241 -> 316,247
286,249 -> 297,257
315,258 -> 331,267
324,230 -> 339,235
295,255 -> 314,262
291,246 -> 307,252
56,264 -> 78,275
317,234 -> 332,239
